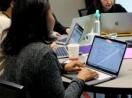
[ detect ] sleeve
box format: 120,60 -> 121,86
115,4 -> 127,12
39,50 -> 85,98
53,14 -> 68,35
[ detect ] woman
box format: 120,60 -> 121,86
1,0 -> 97,98
0,0 -> 68,76
87,0 -> 127,15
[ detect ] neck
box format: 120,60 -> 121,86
2,6 -> 12,18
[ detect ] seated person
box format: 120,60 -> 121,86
0,0 -> 69,75
87,0 -> 127,15
1,0 -> 98,98
0,0 -> 14,76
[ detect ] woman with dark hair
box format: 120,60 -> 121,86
87,0 -> 127,15
0,0 -> 68,75
1,0 -> 97,98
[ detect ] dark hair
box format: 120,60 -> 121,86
0,0 -> 14,11
2,0 -> 52,55
93,0 -> 104,11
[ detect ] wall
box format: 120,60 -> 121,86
50,0 -> 85,26
116,0 -> 132,12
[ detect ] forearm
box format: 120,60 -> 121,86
53,14 -> 67,34
64,78 -> 85,98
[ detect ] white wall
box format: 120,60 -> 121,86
116,0 -> 132,12
50,0 -> 85,26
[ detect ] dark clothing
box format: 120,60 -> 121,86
2,42 -> 84,98
87,4 -> 127,15
54,14 -> 67,35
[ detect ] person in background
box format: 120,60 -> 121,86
54,14 -> 70,35
0,0 -> 15,76
1,0 -> 98,98
87,0 -> 127,15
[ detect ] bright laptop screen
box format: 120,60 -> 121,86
68,23 -> 83,43
86,36 -> 127,74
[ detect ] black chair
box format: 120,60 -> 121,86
78,8 -> 89,17
0,80 -> 26,98
85,86 -> 132,98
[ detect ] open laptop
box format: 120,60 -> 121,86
55,23 -> 84,58
101,13 -> 132,33
57,23 -> 84,45
63,36 -> 127,85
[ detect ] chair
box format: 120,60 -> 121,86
78,8 -> 89,17
0,80 -> 26,98
84,86 -> 132,98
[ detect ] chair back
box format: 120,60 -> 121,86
0,80 -> 26,98
78,8 -> 89,17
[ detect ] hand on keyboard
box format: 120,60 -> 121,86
77,67 -> 98,82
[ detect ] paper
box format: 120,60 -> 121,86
124,48 -> 132,59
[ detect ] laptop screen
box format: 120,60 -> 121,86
68,23 -> 84,44
86,36 -> 127,75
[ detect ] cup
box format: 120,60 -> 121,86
67,44 -> 80,60
107,33 -> 117,39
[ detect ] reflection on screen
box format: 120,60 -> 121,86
87,37 -> 126,73
69,24 -> 83,43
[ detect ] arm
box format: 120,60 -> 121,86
53,14 -> 68,35
39,50 -> 84,98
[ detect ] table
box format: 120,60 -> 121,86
62,36 -> 132,98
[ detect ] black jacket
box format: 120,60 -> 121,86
53,14 -> 67,35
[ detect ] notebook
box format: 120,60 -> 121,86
101,13 -> 132,33
63,36 -> 127,85
55,23 -> 84,58
57,23 -> 84,45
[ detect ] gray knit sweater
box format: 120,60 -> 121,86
2,42 -> 84,98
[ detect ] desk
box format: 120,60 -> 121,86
62,36 -> 132,98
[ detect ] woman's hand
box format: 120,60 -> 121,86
50,41 -> 57,49
77,68 -> 98,82
66,28 -> 70,34
50,31 -> 61,38
64,60 -> 85,72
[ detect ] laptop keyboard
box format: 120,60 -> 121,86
55,47 -> 69,58
58,38 -> 67,42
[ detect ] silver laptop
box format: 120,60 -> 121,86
55,23 -> 84,58
57,23 -> 84,45
70,14 -> 95,43
101,13 -> 132,33
63,36 -> 127,85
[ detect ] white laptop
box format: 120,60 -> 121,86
54,23 -> 84,58
101,13 -> 132,33
63,36 -> 127,85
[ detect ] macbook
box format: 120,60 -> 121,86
63,36 -> 127,85
101,13 -> 132,33
55,23 -> 84,58
57,23 -> 84,45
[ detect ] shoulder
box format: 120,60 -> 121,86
114,4 -> 127,12
21,42 -> 53,57
16,42 -> 58,70
0,12 -> 11,33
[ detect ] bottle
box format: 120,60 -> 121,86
93,10 -> 101,35
85,10 -> 100,44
